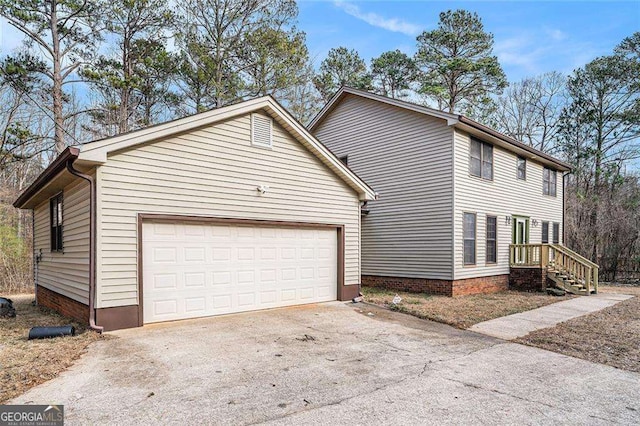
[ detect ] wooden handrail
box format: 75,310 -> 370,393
550,244 -> 598,269
509,243 -> 599,294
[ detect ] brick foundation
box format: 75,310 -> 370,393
362,274 -> 509,297
451,275 -> 510,296
36,285 -> 89,324
509,268 -> 547,292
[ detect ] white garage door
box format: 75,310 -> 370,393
142,221 -> 338,323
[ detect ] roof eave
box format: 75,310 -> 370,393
33,97 -> 376,203
265,97 -> 377,201
455,117 -> 572,172
13,147 -> 80,209
308,87 -> 459,131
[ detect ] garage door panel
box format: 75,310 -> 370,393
143,222 -> 338,323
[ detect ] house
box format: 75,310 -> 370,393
310,87 -> 595,297
14,96 -> 376,331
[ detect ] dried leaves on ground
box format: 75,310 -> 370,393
517,286 -> 640,373
0,294 -> 107,403
362,287 -> 569,329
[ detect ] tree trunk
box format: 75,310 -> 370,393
50,0 -> 66,153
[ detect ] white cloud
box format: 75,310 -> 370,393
333,1 -> 421,37
494,35 -> 545,74
544,27 -> 567,42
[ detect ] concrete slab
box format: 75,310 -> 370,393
10,301 -> 640,425
468,293 -> 634,340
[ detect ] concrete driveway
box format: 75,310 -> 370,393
12,302 -> 640,425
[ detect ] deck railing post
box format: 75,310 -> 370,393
541,244 -> 549,269
585,266 -> 591,294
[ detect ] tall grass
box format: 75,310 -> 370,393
0,225 -> 32,293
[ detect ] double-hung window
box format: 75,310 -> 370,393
486,216 -> 497,263
517,156 -> 526,180
543,167 -> 557,196
470,138 -> 493,180
552,222 -> 560,244
463,213 -> 477,265
541,221 -> 549,244
50,193 -> 63,252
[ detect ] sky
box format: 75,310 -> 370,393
1,0 -> 638,83
297,0 -> 640,82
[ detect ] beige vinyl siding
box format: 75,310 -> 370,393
97,111 -> 361,308
33,177 -> 90,304
314,95 -> 454,279
453,129 -> 564,279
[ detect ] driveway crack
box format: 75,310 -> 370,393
441,377 -> 617,424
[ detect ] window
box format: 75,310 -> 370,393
470,138 -> 493,180
541,221 -> 549,244
517,156 -> 526,180
486,215 -> 497,263
543,167 -> 557,196
552,222 -> 560,244
463,213 -> 476,265
339,155 -> 348,165
50,193 -> 63,252
251,114 -> 272,148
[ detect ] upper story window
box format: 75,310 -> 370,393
50,193 -> 63,252
339,155 -> 348,165
470,138 -> 493,180
517,156 -> 526,180
543,167 -> 557,196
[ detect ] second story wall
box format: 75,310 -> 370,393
314,95 -> 454,280
453,129 -> 564,280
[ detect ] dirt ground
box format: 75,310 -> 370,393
0,294 -> 107,403
517,285 -> 640,372
599,284 -> 640,296
362,287 -> 571,329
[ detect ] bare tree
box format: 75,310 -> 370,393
560,34 -> 640,265
487,72 -> 566,154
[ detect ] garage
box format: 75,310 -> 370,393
15,96 -> 376,330
142,219 -> 339,323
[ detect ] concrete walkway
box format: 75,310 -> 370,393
468,293 -> 633,340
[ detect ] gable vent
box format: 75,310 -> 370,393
251,114 -> 272,148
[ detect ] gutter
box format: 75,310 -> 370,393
457,116 -> 573,171
13,147 -> 80,208
65,160 -> 103,334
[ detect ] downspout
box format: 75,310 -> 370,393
562,171 -> 571,245
66,160 -> 103,333
32,211 -> 37,304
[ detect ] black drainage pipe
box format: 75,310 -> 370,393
28,326 -> 76,340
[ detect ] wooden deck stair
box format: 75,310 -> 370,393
546,269 -> 593,295
510,243 -> 599,295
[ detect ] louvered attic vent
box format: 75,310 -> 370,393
251,114 -> 272,148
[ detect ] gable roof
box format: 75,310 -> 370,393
15,96 -> 377,209
309,87 -> 572,172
